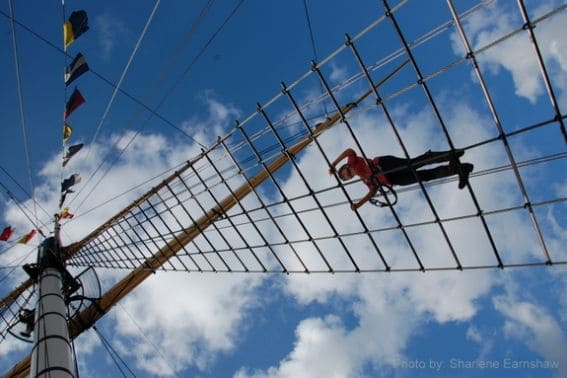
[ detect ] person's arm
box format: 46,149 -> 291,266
328,148 -> 355,175
351,189 -> 376,211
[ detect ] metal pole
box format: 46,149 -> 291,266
30,235 -> 74,377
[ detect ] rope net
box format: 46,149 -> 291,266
59,0 -> 566,274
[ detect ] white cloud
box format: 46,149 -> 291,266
494,294 -> 567,377
110,272 -> 264,376
235,315 -> 360,378
466,325 -> 482,343
544,206 -> 567,262
554,179 -> 567,198
0,332 -> 30,361
95,14 -> 129,60
180,92 -> 241,145
329,63 -> 348,84
236,270 -> 497,378
450,0 -> 567,105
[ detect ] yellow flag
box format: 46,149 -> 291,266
57,207 -> 74,220
63,124 -> 73,144
17,230 -> 36,244
63,22 -> 75,50
63,11 -> 89,50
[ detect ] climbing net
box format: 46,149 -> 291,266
61,0 -> 567,274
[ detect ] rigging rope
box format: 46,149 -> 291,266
7,0 -> 39,227
87,0 -> 162,153
302,0 -> 329,117
0,180 -> 48,238
70,0 -> 246,216
71,0 -> 164,214
92,324 -> 136,377
117,302 -> 180,378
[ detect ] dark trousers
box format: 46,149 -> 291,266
378,151 -> 455,186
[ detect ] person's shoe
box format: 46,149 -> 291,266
458,163 -> 473,189
453,148 -> 464,159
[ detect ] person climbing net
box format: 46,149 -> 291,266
328,148 -> 473,210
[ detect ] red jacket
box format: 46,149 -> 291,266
346,151 -> 390,188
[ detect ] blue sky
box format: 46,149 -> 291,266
1,0 -> 567,377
